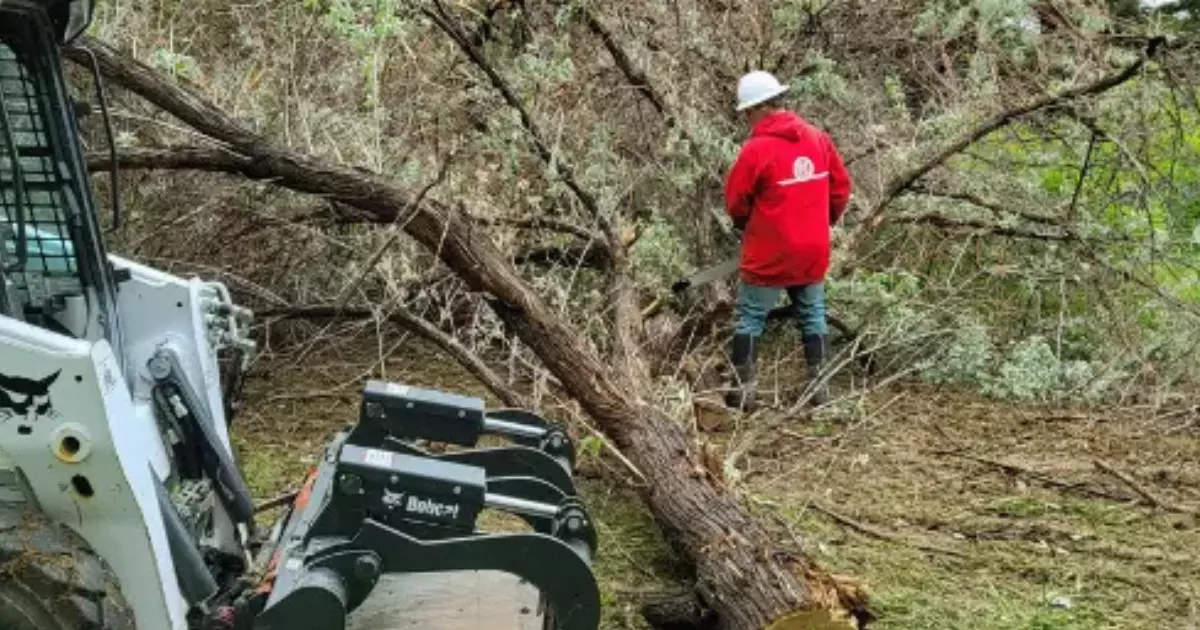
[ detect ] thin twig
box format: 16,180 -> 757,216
1068,129 -> 1099,219
1093,460 -> 1197,515
255,491 -> 300,513
261,303 -> 530,409
574,413 -> 648,486
808,502 -> 969,559
334,156 -> 453,305
941,451 -> 1132,503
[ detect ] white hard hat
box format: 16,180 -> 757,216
736,70 -> 789,112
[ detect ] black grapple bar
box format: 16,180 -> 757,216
353,381 -> 578,492
234,380 -> 601,630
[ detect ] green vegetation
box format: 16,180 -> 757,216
81,0 -> 1200,627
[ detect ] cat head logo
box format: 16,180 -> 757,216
0,369 -> 61,423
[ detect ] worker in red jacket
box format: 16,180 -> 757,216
723,70 -> 852,412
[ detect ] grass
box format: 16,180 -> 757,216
230,336 -> 1199,630
726,373 -> 1200,630
230,334 -> 681,629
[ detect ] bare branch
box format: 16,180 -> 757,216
807,502 -> 969,559
85,145 -> 252,172
261,303 -> 529,409
423,1 -> 611,235
1093,460 -> 1198,515
69,36 -> 863,627
465,212 -> 599,242
582,7 -> 667,118
832,36 -> 1168,272
891,212 -> 1089,242
908,186 -> 1066,227
84,145 -> 614,271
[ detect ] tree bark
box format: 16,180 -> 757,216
69,37 -> 869,629
642,591 -> 720,630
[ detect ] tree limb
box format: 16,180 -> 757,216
261,303 -> 530,409
86,145 -> 252,172
423,0 -> 610,234
84,144 -> 614,270
425,1 -> 646,380
579,6 -> 740,246
908,185 -> 1066,227
890,211 -> 1113,243
832,36 -> 1167,273
582,7 -> 668,118
70,35 -> 867,629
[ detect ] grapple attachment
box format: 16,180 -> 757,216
232,381 -> 601,630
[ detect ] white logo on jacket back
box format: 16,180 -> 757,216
778,156 -> 828,186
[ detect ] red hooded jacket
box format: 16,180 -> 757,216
724,111 -> 852,287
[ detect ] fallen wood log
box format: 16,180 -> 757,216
70,37 -> 870,630
641,591 -> 719,630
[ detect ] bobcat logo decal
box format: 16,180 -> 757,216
0,369 -> 61,421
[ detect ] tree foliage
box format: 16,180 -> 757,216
84,0 -> 1200,412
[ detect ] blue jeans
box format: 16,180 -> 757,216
734,280 -> 827,337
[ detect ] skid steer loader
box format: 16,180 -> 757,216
0,2 -> 601,629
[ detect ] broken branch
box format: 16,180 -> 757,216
1093,460 -> 1197,515
73,35 -> 870,629
832,37 -> 1167,272
941,450 -> 1133,504
261,303 -> 530,409
808,502 -> 969,559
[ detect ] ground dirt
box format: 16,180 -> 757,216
231,332 -> 1200,630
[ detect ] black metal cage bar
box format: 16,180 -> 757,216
0,12 -> 85,315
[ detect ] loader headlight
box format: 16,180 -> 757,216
63,0 -> 96,44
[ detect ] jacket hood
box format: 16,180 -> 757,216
751,110 -> 810,142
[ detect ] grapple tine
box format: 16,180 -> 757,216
235,381 -> 602,630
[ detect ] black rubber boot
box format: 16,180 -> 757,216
803,334 -> 829,406
724,333 -> 758,412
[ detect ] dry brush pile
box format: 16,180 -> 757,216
70,0 -> 1200,628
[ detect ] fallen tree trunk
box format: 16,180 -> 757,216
69,37 -> 869,629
